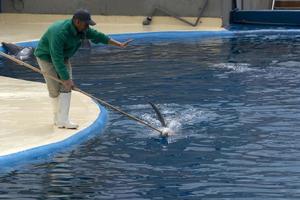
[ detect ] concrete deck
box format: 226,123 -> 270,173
0,76 -> 100,157
0,14 -> 223,160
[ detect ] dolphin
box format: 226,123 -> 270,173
1,42 -> 34,61
149,102 -> 174,136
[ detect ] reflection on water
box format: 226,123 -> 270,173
1,32 -> 300,199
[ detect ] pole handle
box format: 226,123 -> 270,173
0,51 -> 163,134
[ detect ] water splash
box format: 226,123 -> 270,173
126,104 -> 218,141
213,62 -> 253,73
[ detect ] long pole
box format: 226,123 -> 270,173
0,51 -> 163,134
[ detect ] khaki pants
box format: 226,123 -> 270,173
36,57 -> 72,98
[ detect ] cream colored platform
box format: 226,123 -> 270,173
0,13 -> 223,158
0,76 -> 99,157
0,14 -> 224,43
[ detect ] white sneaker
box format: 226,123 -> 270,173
56,92 -> 79,129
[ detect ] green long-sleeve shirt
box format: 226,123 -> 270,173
34,19 -> 110,80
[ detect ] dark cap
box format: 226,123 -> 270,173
73,9 -> 96,26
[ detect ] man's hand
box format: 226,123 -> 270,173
120,39 -> 134,48
62,79 -> 75,91
109,38 -> 134,48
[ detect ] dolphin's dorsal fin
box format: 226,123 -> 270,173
149,102 -> 167,127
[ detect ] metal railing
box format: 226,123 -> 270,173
272,0 -> 276,10
143,0 -> 208,27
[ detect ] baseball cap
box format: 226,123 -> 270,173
73,9 -> 96,26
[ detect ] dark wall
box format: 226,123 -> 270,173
0,0 -> 273,27
221,0 -> 233,27
2,0 -> 221,17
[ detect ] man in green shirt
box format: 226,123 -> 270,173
35,9 -> 132,129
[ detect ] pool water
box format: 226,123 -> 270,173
1,31 -> 300,199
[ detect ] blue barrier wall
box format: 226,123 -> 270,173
231,10 -> 300,26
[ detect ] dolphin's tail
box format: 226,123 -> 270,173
1,42 -> 23,55
149,102 -> 167,127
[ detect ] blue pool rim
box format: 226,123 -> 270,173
3,29 -> 300,52
1,29 -> 300,167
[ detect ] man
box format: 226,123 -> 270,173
34,9 -> 132,129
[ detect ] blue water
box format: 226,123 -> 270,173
1,31 -> 300,199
